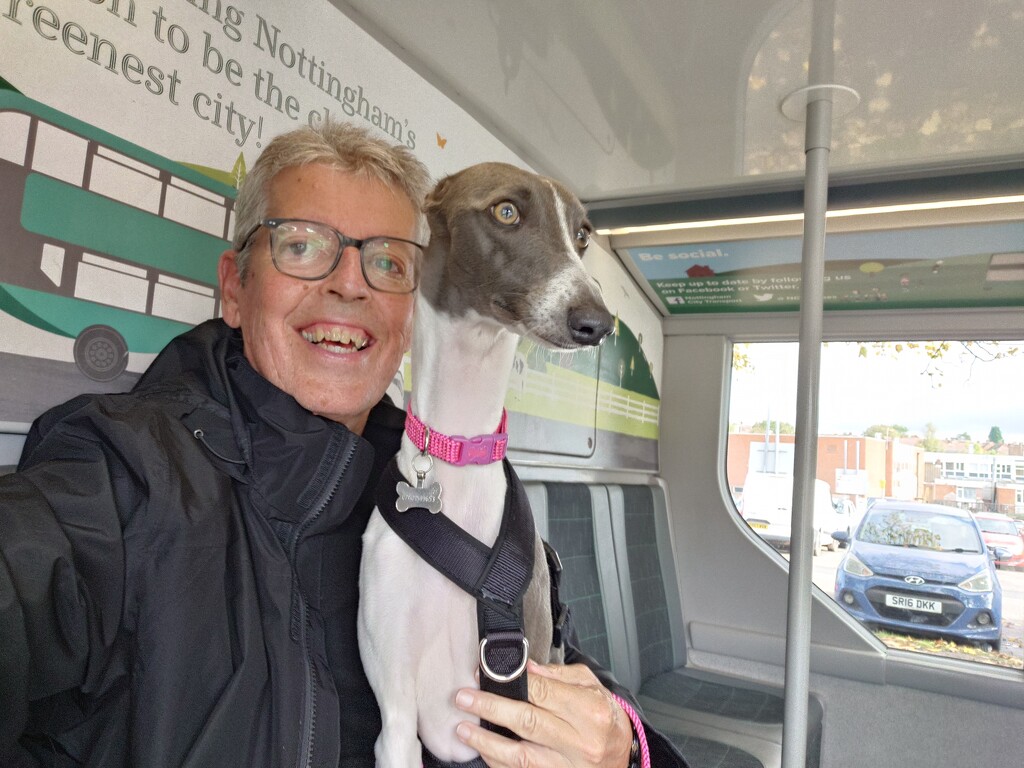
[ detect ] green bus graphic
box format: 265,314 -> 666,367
0,90 -> 236,381
0,88 -> 660,464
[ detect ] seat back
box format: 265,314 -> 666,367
613,483 -> 686,685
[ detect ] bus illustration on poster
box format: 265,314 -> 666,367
503,313 -> 660,469
0,85 -> 236,424
0,71 -> 662,470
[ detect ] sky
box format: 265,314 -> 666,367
729,340 -> 1024,443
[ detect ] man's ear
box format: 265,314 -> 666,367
218,250 -> 243,328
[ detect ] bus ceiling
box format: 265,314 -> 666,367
332,0 -> 1024,212
330,5 -> 1023,767
331,1 -> 1024,326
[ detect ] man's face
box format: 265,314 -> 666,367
219,163 -> 417,434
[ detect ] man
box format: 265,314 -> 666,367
0,121 -> 683,767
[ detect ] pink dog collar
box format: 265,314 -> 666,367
405,408 -> 509,466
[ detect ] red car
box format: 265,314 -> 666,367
973,512 -> 1024,569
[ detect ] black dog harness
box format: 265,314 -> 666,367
376,457 -> 541,768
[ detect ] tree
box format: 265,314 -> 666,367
732,342 -> 751,371
921,422 -> 941,452
863,424 -> 908,438
855,341 -> 1020,386
988,426 -> 1004,445
751,419 -> 795,435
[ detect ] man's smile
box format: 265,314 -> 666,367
301,323 -> 372,353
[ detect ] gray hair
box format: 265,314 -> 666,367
231,120 -> 432,277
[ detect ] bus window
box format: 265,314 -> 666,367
75,252 -> 149,314
0,111 -> 30,165
40,243 -> 65,287
88,147 -> 163,215
728,340 -> 1024,670
31,122 -> 87,187
164,178 -> 231,238
152,275 -> 217,325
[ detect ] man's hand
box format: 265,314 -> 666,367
454,660 -> 633,767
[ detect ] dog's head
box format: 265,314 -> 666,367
421,162 -> 613,349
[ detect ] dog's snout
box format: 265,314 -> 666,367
567,305 -> 614,346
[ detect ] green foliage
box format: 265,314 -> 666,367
921,422 -> 942,452
988,426 -> 1004,445
855,341 -> 1021,389
598,316 -> 660,398
751,419 -> 795,435
732,343 -> 751,371
862,424 -> 908,438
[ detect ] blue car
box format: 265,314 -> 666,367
834,501 -> 1002,651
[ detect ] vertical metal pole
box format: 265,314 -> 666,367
782,1 -> 835,767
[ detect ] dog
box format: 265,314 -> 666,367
358,162 -> 614,767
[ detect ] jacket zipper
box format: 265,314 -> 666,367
290,433 -> 358,768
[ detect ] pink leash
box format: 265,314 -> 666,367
613,694 -> 652,768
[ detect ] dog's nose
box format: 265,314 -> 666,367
568,305 -> 614,345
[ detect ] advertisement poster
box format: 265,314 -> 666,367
0,0 -> 662,470
622,220 -> 1024,314
1,0 -> 521,185
1,0 -> 517,419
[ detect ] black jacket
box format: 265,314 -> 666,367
0,320 -> 685,767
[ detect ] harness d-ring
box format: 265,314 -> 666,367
478,636 -> 530,683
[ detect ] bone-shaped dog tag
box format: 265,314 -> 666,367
396,452 -> 443,513
396,480 -> 443,513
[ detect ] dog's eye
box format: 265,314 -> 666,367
491,201 -> 520,226
575,227 -> 591,250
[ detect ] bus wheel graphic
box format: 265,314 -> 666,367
74,325 -> 129,381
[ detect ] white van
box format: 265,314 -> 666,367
739,472 -> 850,553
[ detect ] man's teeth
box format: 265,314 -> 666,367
302,328 -> 370,351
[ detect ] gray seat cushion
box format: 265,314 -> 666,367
545,483 -> 612,671
664,732 -> 765,768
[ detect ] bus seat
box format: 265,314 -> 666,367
608,483 -> 823,768
533,479 -> 822,768
541,483 -> 618,672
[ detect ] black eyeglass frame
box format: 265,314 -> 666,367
238,217 -> 423,293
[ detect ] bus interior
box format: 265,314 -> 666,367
1,1 -> 1022,767
334,3 -> 1022,767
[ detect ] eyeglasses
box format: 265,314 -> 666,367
239,218 -> 423,293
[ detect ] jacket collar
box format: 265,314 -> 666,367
223,330 -> 395,531
147,321 -> 403,529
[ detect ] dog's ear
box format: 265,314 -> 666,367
424,176 -> 450,213
424,176 -> 451,242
